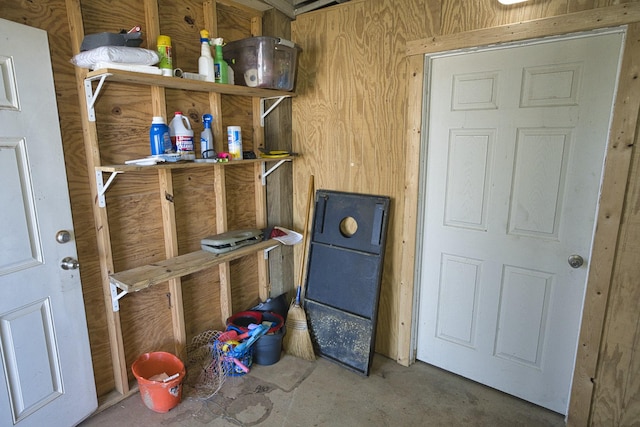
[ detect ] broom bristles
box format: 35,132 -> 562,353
283,303 -> 316,361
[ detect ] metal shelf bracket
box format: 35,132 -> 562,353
263,244 -> 279,259
110,282 -> 128,312
260,96 -> 289,126
261,158 -> 292,186
95,170 -> 122,207
84,73 -> 111,122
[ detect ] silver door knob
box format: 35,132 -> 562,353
568,255 -> 584,269
61,257 -> 79,270
56,230 -> 72,243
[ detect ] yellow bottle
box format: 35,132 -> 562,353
157,35 -> 172,76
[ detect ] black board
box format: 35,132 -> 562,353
304,190 -> 390,375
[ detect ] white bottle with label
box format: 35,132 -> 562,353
198,29 -> 214,82
227,126 -> 242,160
169,112 -> 195,160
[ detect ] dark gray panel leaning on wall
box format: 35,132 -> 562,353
304,189 -> 390,375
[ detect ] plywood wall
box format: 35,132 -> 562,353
1,0 -> 277,399
292,0 -> 640,425
291,0 -> 437,355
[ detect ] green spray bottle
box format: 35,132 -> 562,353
212,38 -> 228,84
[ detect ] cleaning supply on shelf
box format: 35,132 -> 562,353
198,30 -> 214,82
169,112 -> 195,160
227,61 -> 235,85
227,126 -> 242,160
156,35 -> 173,76
149,116 -> 172,155
212,37 -> 229,84
200,114 -> 216,159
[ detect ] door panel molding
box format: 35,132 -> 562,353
0,298 -> 62,424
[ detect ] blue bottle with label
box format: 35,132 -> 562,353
200,114 -> 216,159
150,116 -> 172,155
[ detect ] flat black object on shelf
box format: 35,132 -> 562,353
81,32 -> 143,51
304,190 -> 390,376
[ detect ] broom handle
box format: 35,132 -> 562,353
296,175 -> 314,303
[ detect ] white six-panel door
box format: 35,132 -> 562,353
0,18 -> 97,426
416,29 -> 624,414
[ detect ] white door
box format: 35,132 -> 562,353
416,29 -> 624,414
0,19 -> 97,426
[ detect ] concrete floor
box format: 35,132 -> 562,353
79,354 -> 566,426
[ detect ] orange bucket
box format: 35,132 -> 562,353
131,352 -> 186,413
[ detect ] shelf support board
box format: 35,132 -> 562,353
260,96 -> 289,126
109,282 -> 128,312
84,73 -> 111,122
96,170 -> 122,207
261,159 -> 292,185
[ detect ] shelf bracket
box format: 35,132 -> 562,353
84,73 -> 111,122
261,158 -> 292,186
110,282 -> 128,312
260,96 -> 289,126
263,244 -> 279,259
95,170 -> 122,207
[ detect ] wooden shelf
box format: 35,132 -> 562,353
110,239 -> 281,293
95,157 -> 293,207
96,156 -> 294,173
86,68 -> 296,98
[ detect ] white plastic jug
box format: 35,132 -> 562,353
169,112 -> 195,160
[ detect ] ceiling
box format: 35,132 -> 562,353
232,0 -> 350,19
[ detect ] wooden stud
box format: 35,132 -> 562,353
397,54 -> 425,367
158,169 -> 187,360
64,0 -> 129,396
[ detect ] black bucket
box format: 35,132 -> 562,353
254,311 -> 285,365
250,293 -> 289,321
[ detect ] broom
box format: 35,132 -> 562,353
283,175 -> 316,361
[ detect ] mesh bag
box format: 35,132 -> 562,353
183,330 -> 229,400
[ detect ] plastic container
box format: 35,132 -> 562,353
226,310 -> 283,334
131,352 -> 185,413
198,30 -> 214,82
250,293 -> 289,321
222,36 -> 301,91
157,35 -> 173,76
214,340 -> 253,376
226,311 -> 262,332
200,114 -> 216,159
253,311 -> 285,365
227,126 -> 242,160
262,311 -> 284,333
254,328 -> 284,366
149,116 -> 172,155
169,112 -> 194,160
80,32 -> 143,51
